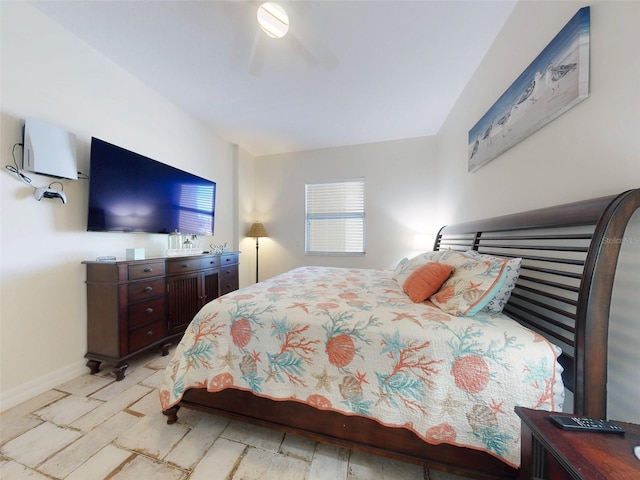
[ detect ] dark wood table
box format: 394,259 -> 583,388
516,407 -> 640,479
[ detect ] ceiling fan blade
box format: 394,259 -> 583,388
248,27 -> 267,76
298,29 -> 339,71
287,33 -> 319,67
218,0 -> 265,75
287,3 -> 339,71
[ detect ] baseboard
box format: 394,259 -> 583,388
0,360 -> 88,412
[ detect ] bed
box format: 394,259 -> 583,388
161,188 -> 639,479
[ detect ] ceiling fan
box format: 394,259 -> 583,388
244,1 -> 339,76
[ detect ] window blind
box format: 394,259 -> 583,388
305,179 -> 365,254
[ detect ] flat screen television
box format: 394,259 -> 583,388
87,137 -> 216,235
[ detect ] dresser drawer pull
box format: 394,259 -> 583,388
144,286 -> 153,292
144,267 -> 153,273
208,260 -> 216,265
145,308 -> 154,314
146,330 -> 154,337
181,263 -> 190,268
225,258 -> 232,263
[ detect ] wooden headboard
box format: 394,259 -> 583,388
434,189 -> 640,419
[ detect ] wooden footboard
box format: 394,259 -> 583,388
166,387 -> 518,479
163,188 -> 639,479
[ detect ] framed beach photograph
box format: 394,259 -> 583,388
468,7 -> 590,172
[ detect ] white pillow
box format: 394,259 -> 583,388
463,250 -> 522,313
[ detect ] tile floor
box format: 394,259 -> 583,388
1,349 -> 477,480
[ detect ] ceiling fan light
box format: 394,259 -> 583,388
257,2 -> 289,39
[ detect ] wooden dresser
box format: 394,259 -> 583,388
83,252 -> 239,380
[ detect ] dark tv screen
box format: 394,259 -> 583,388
87,137 -> 216,235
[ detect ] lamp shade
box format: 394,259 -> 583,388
247,222 -> 268,238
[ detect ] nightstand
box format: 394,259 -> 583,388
515,406 -> 640,479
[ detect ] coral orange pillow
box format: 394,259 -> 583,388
403,262 -> 454,303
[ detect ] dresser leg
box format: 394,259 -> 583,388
161,342 -> 172,356
113,363 -> 128,381
86,359 -> 101,375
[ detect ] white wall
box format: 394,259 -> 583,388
254,136 -> 443,279
608,212 -> 640,422
235,144 -> 260,287
435,1 -> 639,219
0,2 -> 241,409
254,1 -> 640,421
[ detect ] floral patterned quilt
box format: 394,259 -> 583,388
160,266 -> 562,467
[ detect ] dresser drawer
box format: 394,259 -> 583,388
219,262 -> 238,278
128,262 -> 165,280
200,256 -> 219,270
220,264 -> 238,295
220,273 -> 239,295
220,253 -> 238,266
167,258 -> 202,274
129,320 -> 166,352
128,278 -> 165,303
128,297 -> 166,329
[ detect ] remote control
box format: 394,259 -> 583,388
549,415 -> 625,434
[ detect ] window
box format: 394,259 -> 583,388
305,179 -> 365,254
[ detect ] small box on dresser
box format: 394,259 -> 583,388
126,247 -> 145,260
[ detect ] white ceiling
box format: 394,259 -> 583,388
31,0 -> 517,157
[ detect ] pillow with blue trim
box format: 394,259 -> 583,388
429,250 -> 509,316
463,250 -> 522,313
